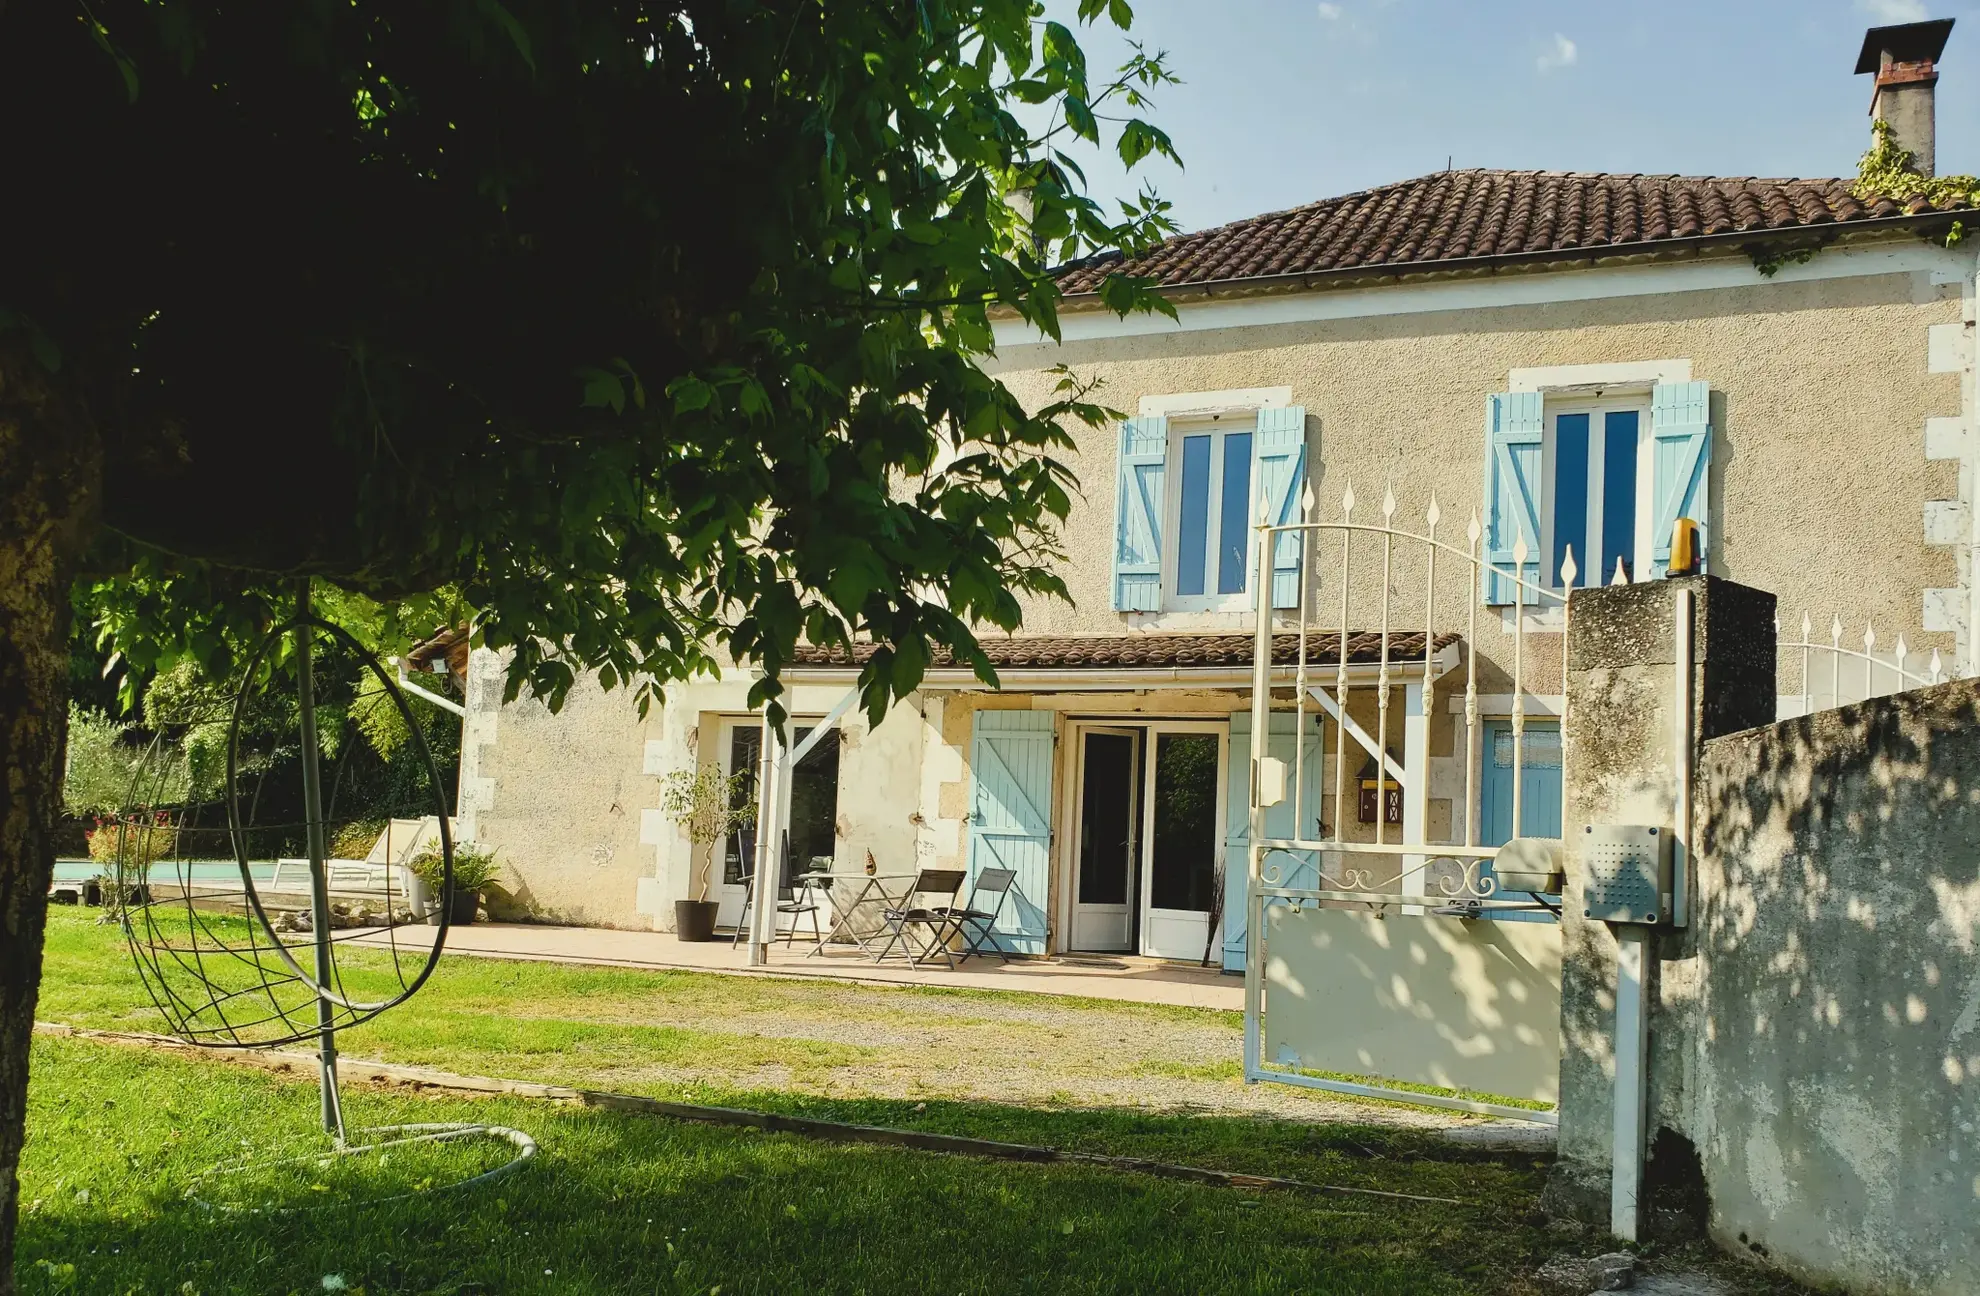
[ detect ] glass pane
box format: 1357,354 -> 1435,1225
1552,413 -> 1590,587
786,727 -> 839,886
1175,434 -> 1212,596
1078,733 -> 1136,905
723,727 -> 761,885
1216,431 -> 1253,595
1522,725 -> 1563,769
1150,733 -> 1219,913
1490,724 -> 1561,770
1602,411 -> 1640,584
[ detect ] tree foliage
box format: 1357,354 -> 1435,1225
11,0 -> 1180,731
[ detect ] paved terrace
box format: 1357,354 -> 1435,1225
355,922 -> 1244,1011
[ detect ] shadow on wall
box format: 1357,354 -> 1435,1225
1694,677 -> 1980,1295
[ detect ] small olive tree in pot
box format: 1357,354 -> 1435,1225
659,763 -> 756,941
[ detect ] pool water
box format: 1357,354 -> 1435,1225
52,859 -> 279,885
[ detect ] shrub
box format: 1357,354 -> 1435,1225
408,842 -> 501,893
328,818 -> 389,861
84,812 -> 178,868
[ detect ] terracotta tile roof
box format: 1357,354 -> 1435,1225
403,625 -> 470,688
1055,169 -> 1977,294
789,631 -> 1461,672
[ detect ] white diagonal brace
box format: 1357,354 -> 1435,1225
1305,685 -> 1407,789
784,685 -> 861,769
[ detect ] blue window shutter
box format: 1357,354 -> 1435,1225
1113,417 -> 1167,611
967,711 -> 1055,955
1648,381 -> 1713,578
1483,391 -> 1545,605
1220,710 -> 1322,972
1253,406 -> 1309,609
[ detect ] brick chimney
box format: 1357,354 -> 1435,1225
1855,18 -> 1954,176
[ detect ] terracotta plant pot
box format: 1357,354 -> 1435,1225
674,899 -> 720,942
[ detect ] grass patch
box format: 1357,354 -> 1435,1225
30,911 -> 1561,1217
19,1035 -> 1553,1295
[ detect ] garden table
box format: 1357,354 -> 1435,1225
805,871 -> 919,957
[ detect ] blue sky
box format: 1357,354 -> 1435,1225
1053,0 -> 1980,235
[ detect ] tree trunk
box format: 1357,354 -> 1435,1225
0,338 -> 98,1295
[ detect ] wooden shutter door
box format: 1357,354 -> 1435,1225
1253,406 -> 1310,609
967,711 -> 1056,954
1483,391 -> 1544,605
1113,417 -> 1168,611
1221,710 -> 1323,972
1648,381 -> 1713,578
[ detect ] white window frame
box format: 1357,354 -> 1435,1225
1136,387 -> 1292,619
1539,394 -> 1653,591
1162,415 -> 1256,613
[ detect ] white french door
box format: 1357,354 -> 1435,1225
1138,722 -> 1227,961
1069,727 -> 1140,952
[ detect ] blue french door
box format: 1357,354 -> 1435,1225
1479,720 -> 1562,847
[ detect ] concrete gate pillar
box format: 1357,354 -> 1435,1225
1546,576 -> 1776,1225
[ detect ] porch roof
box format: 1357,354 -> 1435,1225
789,630 -> 1461,673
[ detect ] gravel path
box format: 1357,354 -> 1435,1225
535,973 -> 1530,1135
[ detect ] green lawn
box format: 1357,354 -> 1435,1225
21,1037 -> 1550,1296
22,910 -> 1565,1293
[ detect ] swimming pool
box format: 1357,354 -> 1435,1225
53,859 -> 279,885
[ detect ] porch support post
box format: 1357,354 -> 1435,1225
748,716 -> 786,966
1401,682 -> 1428,913
1242,532 -> 1273,1082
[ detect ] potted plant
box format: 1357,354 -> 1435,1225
410,843 -> 501,926
658,762 -> 755,942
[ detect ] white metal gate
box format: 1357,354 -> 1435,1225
1243,484 -> 1572,1123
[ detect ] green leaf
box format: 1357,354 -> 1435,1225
476,0 -> 537,74
578,367 -> 626,414
1063,95 -> 1098,143
668,376 -> 714,414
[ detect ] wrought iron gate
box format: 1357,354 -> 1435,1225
1242,484 -> 1572,1123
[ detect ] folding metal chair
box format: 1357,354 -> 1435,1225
940,867 -> 1018,965
731,835 -> 825,947
873,868 -> 966,968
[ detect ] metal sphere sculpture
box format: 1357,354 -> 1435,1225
111,580 -> 533,1204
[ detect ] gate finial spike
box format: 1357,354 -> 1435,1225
1300,481 -> 1316,519
1512,535 -> 1528,566
1864,624 -> 1877,655
1381,481 -> 1397,519
1426,494 -> 1441,529
1930,648 -> 1944,683
1341,482 -> 1356,516
1801,611 -> 1812,640
1831,615 -> 1843,646
1466,509 -> 1481,545
1895,633 -> 1909,670
1560,545 -> 1578,588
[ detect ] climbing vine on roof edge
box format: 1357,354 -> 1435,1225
1752,120 -> 1978,276
1851,118 -> 1979,248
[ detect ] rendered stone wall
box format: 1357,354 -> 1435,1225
1556,577 -> 1980,1295
986,253 -> 1966,669
1689,677 -> 1980,1295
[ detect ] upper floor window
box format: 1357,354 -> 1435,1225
1546,399 -> 1644,588
1169,417 -> 1254,609
1112,399 -> 1309,616
1484,378 -> 1712,605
